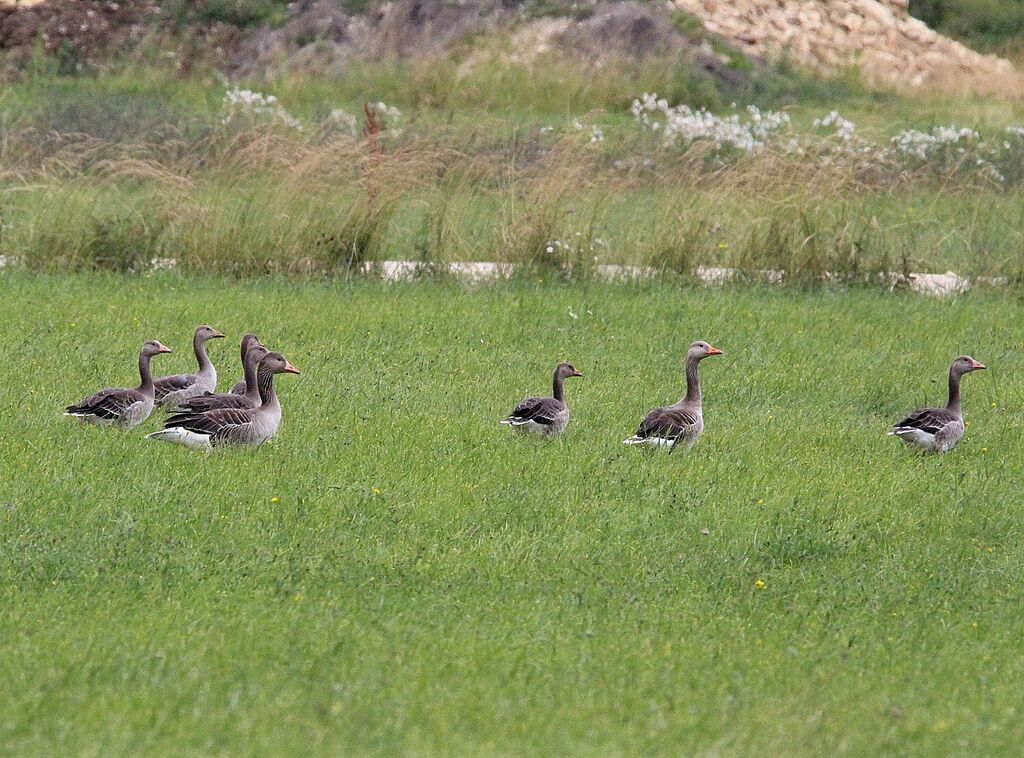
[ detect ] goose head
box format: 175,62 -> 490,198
244,344 -> 270,367
555,362 -> 584,380
240,333 -> 261,356
687,341 -> 724,361
196,325 -> 226,343
142,340 -> 173,357
951,355 -> 986,377
261,351 -> 301,376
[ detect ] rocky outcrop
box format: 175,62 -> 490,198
674,0 -> 1018,94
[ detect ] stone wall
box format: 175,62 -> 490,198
674,0 -> 1018,94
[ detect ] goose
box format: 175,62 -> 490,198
154,325 -> 225,410
501,362 -> 583,436
889,355 -> 986,453
176,345 -> 270,413
623,341 -> 723,450
146,351 -> 300,449
64,340 -> 172,429
229,333 -> 262,396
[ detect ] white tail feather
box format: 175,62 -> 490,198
146,428 -> 213,450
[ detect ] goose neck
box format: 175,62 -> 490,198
552,371 -> 565,403
257,365 -> 278,407
194,333 -> 213,374
138,350 -> 155,396
683,355 -> 702,405
946,367 -> 962,414
242,351 -> 260,397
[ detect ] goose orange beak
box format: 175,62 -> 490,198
707,346 -> 724,356
211,330 -> 226,339
572,369 -> 584,377
971,359 -> 986,370
158,345 -> 173,354
283,362 -> 301,375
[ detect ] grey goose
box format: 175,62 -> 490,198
501,362 -> 583,436
154,325 -> 225,410
889,355 -> 986,453
146,351 -> 300,450
624,341 -> 723,451
64,340 -> 172,429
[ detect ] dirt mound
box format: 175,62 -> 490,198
674,0 -> 1018,94
230,0 -> 516,78
0,1 -> 157,74
0,0 -> 1015,93
0,0 -> 756,85
556,3 -> 749,84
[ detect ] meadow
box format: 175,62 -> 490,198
2,273 -> 1024,754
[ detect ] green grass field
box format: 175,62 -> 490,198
2,273 -> 1024,754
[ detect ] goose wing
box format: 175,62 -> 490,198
505,396 -> 563,426
154,373 -> 197,400
892,407 -> 959,435
634,406 -> 701,441
179,392 -> 255,413
66,387 -> 144,419
163,407 -> 256,442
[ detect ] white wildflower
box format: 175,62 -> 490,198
329,108 -> 358,135
368,102 -> 401,124
631,93 -> 789,153
222,87 -> 302,129
891,125 -> 978,161
813,111 -> 856,141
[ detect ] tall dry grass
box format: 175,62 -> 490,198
3,110 -> 1024,284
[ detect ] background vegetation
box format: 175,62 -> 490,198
2,57 -> 1023,284
0,1 -> 1019,285
910,0 -> 1024,55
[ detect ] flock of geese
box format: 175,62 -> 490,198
64,327 -> 299,450
502,341 -> 986,454
65,328 -> 986,455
